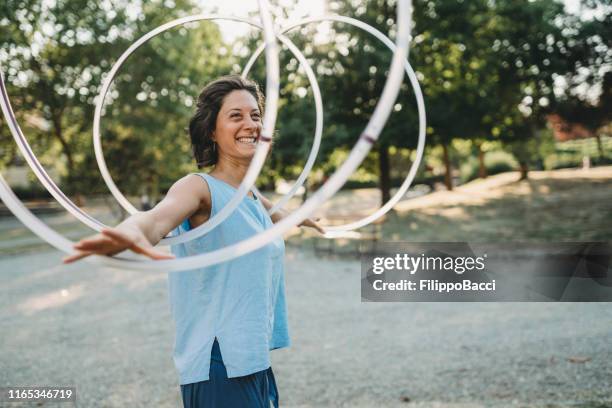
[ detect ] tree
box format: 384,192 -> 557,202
486,0 -> 579,179
1,0 -> 139,189
0,0 -> 230,203
551,0 -> 612,159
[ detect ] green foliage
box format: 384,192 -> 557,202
0,0 -> 232,200
1,0 -> 610,199
10,185 -> 53,200
97,18 -> 230,199
460,150 -> 518,182
545,135 -> 612,169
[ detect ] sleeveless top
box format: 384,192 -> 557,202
167,173 -> 290,385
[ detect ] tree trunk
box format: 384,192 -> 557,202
595,133 -> 605,159
52,114 -> 82,204
378,143 -> 391,206
519,161 -> 529,180
302,183 -> 308,203
477,143 -> 487,179
52,116 -> 74,178
442,143 -> 453,191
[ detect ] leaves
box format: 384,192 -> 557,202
1,0 -> 609,195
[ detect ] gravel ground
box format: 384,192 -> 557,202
1,245 -> 611,408
1,168 -> 611,407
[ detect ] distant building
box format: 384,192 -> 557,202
547,113 -> 594,142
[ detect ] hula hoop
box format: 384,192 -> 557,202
93,15 -> 323,244
274,15 -> 426,234
0,11 -> 284,245
0,0 -> 416,272
241,46 -> 323,216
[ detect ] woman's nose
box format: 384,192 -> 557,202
244,117 -> 261,132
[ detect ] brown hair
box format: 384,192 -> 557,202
189,75 -> 265,168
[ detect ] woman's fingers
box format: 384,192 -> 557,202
74,235 -> 113,249
102,228 -> 173,260
74,238 -> 116,252
63,228 -> 173,263
300,218 -> 326,234
311,220 -> 325,234
312,222 -> 326,234
79,229 -> 135,253
129,243 -> 175,260
62,250 -> 94,264
63,245 -> 173,264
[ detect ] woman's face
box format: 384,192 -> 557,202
213,89 -> 262,163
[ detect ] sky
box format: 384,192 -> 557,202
194,0 -> 605,103
197,0 -> 592,42
196,0 -> 325,41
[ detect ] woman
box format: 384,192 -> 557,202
64,75 -> 322,407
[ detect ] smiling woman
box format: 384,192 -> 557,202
189,76 -> 265,168
168,76 -> 289,407
64,74 -> 322,407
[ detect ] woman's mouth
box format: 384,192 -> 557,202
236,136 -> 258,145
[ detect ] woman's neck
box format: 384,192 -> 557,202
210,156 -> 250,188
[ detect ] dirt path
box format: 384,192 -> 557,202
0,248 -> 611,407
1,167 -> 611,407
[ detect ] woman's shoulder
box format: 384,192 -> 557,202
169,173 -> 212,208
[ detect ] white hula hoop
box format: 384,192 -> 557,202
0,0 -> 416,272
245,16 -> 426,234
93,15 -> 323,244
278,15 -> 426,235
0,12 -> 285,245
241,45 -> 323,216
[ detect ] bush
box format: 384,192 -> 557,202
545,153 -> 612,170
10,185 -> 53,201
460,151 -> 518,183
592,156 -> 612,166
342,179 -> 378,189
341,174 -> 445,190
544,153 -> 583,170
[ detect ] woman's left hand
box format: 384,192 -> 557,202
299,217 -> 325,234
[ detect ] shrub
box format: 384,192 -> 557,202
10,185 -> 53,201
460,151 -> 518,183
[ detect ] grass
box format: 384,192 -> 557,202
294,166 -> 612,251
385,177 -> 612,242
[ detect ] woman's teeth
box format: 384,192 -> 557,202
236,137 -> 257,145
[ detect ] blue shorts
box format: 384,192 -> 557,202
180,339 -> 279,408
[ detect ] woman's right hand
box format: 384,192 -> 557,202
62,227 -> 175,264
62,174 -> 211,264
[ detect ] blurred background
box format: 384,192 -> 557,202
0,0 -> 611,407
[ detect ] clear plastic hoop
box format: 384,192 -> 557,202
92,15 -> 323,244
241,43 -> 323,216
0,13 -> 283,245
0,0 -> 418,272
278,15 -> 427,234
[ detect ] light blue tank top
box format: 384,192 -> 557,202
168,173 -> 290,385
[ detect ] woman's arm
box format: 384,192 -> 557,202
257,194 -> 287,224
63,174 -> 211,263
258,194 -> 325,234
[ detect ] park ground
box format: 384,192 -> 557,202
0,167 -> 611,407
